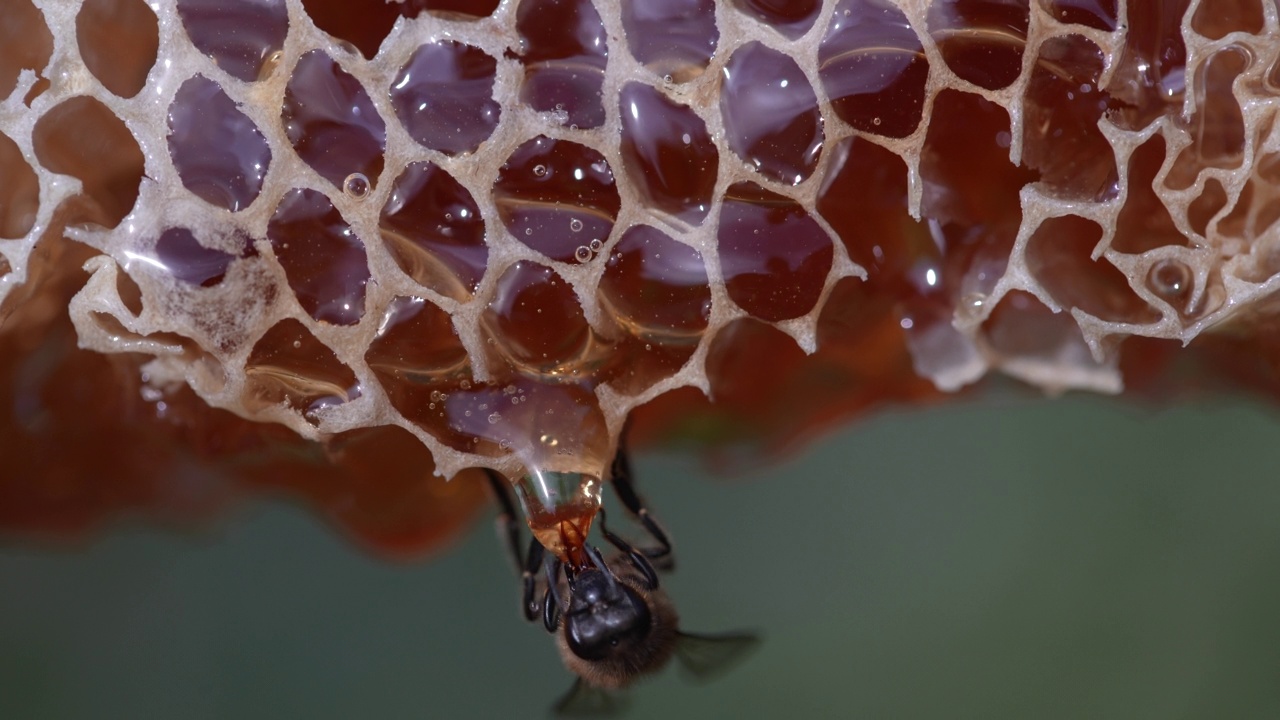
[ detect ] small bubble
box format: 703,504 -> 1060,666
460,379 -> 471,390
872,117 -> 881,126
1147,258 -> 1193,305
574,245 -> 592,263
958,292 -> 987,321
524,228 -> 533,236
589,239 -> 603,252
532,164 -> 547,177
343,172 -> 370,199
681,133 -> 691,144
292,340 -> 301,349
464,410 -> 472,417
663,74 -> 673,83
488,412 -> 501,424
569,218 -> 583,232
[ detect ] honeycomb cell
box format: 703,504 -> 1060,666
446,379 -> 610,473
493,136 -> 620,263
982,290 -> 1099,366
115,267 -> 144,316
1112,135 -> 1186,254
482,261 -> 598,374
0,132 -> 39,239
921,89 -> 1029,244
1026,215 -> 1159,324
0,0 -> 52,101
1106,0 -> 1190,130
168,76 -> 271,213
1218,179 -> 1256,240
302,0 -> 396,59
244,318 -> 360,422
390,41 -> 500,156
620,0 -> 718,83
720,42 -> 824,185
1166,46 -> 1249,190
818,0 -> 929,139
1191,0 -> 1262,40
516,0 -> 608,129
817,137 -> 925,300
418,0 -> 502,17
605,334 -> 699,396
600,225 -> 712,337
902,90 -> 1035,341
380,161 -> 487,301
1187,179 -> 1227,238
302,0 -> 500,60
153,227 -> 251,288
718,182 -> 834,322
33,96 -> 144,229
364,296 -> 484,453
76,0 -> 158,99
267,189 -> 370,326
176,0 -> 289,83
282,51 -> 386,192
704,317 -> 810,426
733,0 -> 821,39
618,83 -> 718,224
1044,0 -> 1117,30
1022,35 -> 1116,201
927,0 -> 1028,90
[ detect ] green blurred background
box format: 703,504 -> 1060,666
3,394 -> 1280,719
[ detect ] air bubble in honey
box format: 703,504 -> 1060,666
1146,259 -> 1193,306
343,172 -> 370,199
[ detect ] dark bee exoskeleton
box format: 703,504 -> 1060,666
485,445 -> 758,715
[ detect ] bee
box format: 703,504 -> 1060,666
485,446 -> 758,715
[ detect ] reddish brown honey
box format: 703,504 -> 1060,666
4,0 -> 1280,553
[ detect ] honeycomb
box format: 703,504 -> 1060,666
4,0 -> 1280,541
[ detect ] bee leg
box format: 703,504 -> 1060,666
598,508 -> 660,591
522,538 -> 545,623
542,555 -> 564,632
608,447 -> 674,570
485,469 -> 545,625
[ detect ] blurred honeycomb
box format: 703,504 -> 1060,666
5,0 -> 1280,542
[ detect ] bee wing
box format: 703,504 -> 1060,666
553,678 -> 630,717
673,631 -> 761,682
